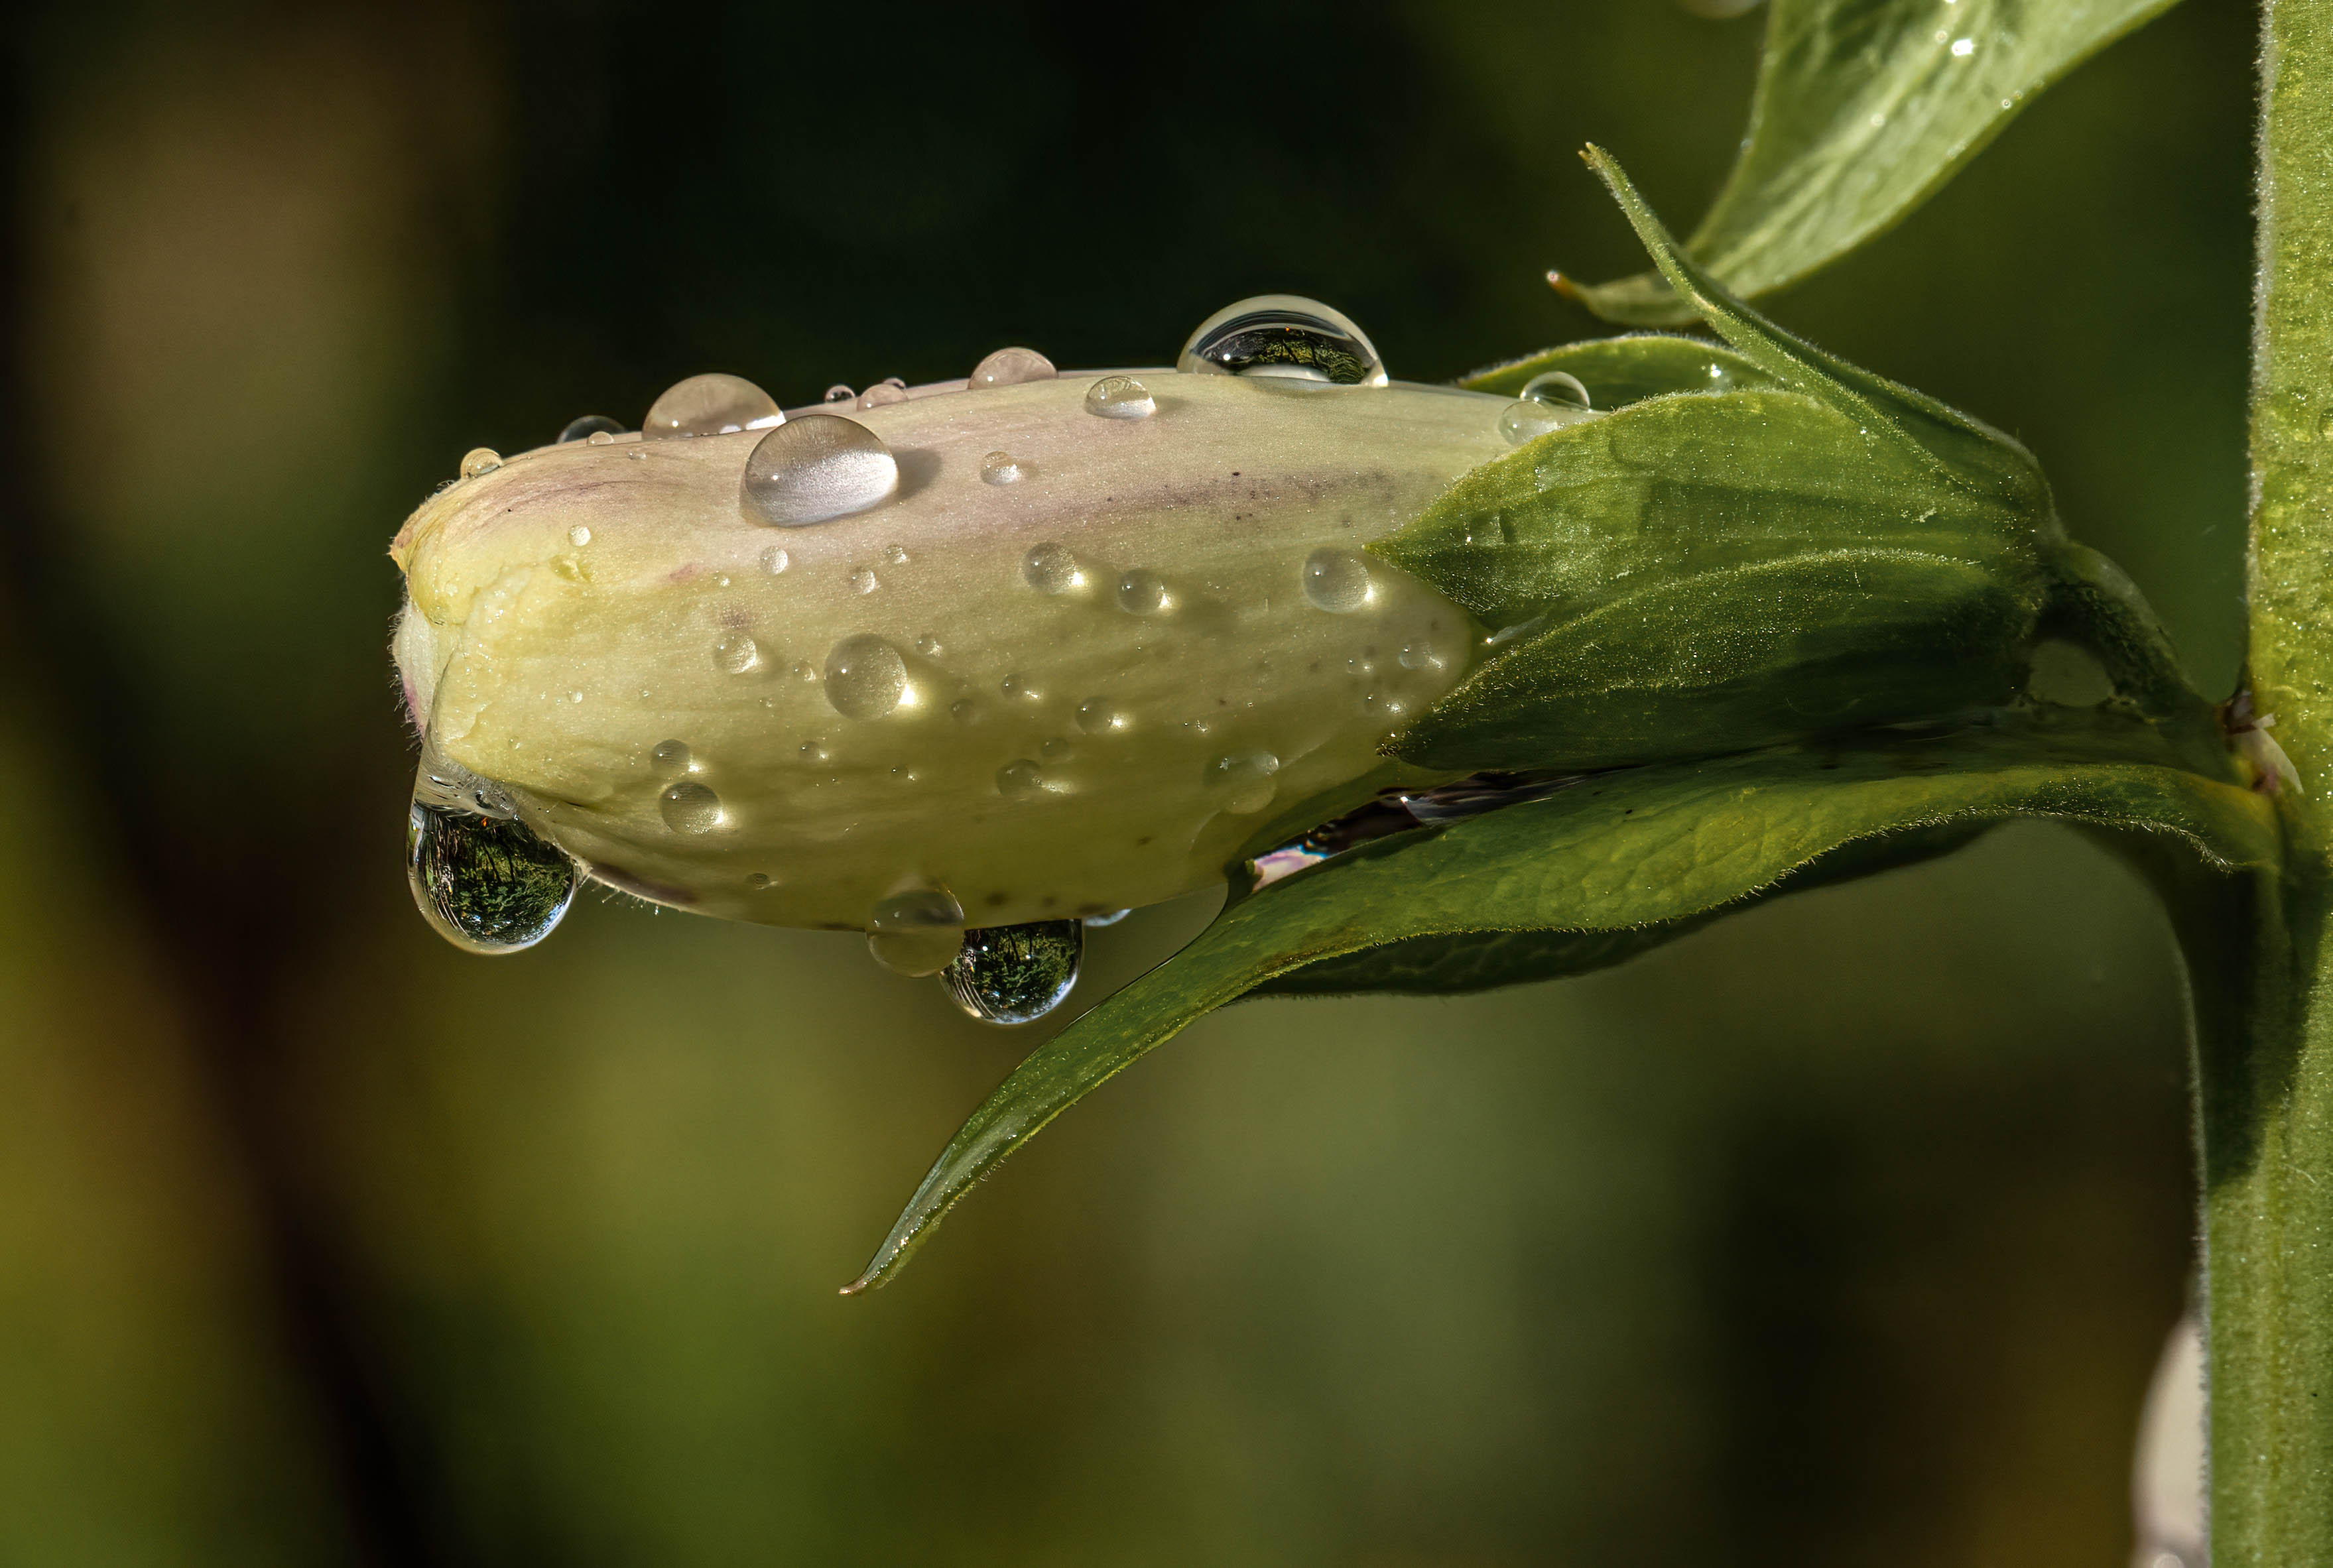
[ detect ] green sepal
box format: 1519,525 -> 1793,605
1458,334 -> 1781,406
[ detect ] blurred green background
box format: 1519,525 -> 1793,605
0,1 -> 2251,1563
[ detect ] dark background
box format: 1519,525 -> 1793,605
0,1 -> 2250,1563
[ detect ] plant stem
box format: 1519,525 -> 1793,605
2218,0 -> 2333,1557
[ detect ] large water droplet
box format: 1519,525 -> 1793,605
867,888 -> 966,977
941,920 -> 1083,1024
741,414 -> 899,526
982,450 -> 1026,485
651,739 -> 691,774
968,346 -> 1056,389
1117,569 -> 1169,615
460,447 -> 502,477
643,373 -> 783,440
1075,697 -> 1126,734
712,632 -> 761,674
1302,548 -> 1372,613
558,414 -> 624,444
1023,542 -> 1080,594
1499,371 -> 1596,446
1207,751 -> 1281,814
824,634 -> 908,718
1177,295 -> 1387,386
1521,371 -> 1592,411
1084,375 -> 1155,419
660,781 -> 724,833
407,798 -> 578,955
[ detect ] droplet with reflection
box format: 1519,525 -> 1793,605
1176,295 -> 1387,385
741,414 -> 899,526
941,920 -> 1083,1024
642,373 -> 783,440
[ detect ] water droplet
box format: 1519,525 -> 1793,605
1040,737 -> 1075,762
1001,672 -> 1043,703
761,545 -> 790,574
942,920 -> 1084,1024
713,631 -> 761,674
1117,569 -> 1169,615
858,377 -> 909,408
997,759 -> 1052,798
407,792 -> 577,955
568,690 -> 586,704
460,447 -> 502,477
798,740 -> 828,762
1501,400 -> 1584,446
789,660 -> 817,682
1399,640 -> 1438,670
866,888 -> 965,977
589,430 -> 619,445
884,543 -> 909,566
716,573 -> 731,587
1177,294 -> 1387,386
1302,548 -> 1372,613
1023,542 -> 1080,593
950,697 -> 979,723
1075,697 -> 1126,734
651,739 -> 691,774
982,450 -> 1027,485
915,633 -> 942,656
1950,35 -> 1974,54
746,872 -> 773,890
558,414 -> 623,444
850,566 -> 880,594
566,524 -> 593,547
968,346 -> 1056,389
741,414 -> 899,526
1521,371 -> 1592,410
643,373 -> 783,440
1082,908 -> 1131,927
658,780 -> 724,833
824,634 -> 908,718
1084,375 -> 1155,419
1206,751 -> 1280,814
824,383 -> 856,404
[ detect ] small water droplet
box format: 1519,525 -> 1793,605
824,383 -> 856,404
1177,295 -> 1387,386
1302,548 -> 1371,613
1084,375 -> 1155,419
997,759 -> 1052,798
460,447 -> 502,477
824,634 -> 908,718
1399,640 -> 1438,670
1023,542 -> 1080,593
761,545 -> 790,574
659,780 -> 724,833
746,872 -> 773,890
1950,35 -> 1974,54
651,739 -> 691,774
713,632 -> 761,674
589,430 -> 619,445
798,740 -> 828,762
982,450 -> 1027,485
1040,737 -> 1074,762
789,660 -> 817,682
1075,697 -> 1125,734
643,373 -> 783,440
968,346 -> 1056,389
883,543 -> 909,566
566,524 -> 592,547
741,414 -> 899,526
950,697 -> 979,723
858,377 -> 909,408
1206,751 -> 1280,814
558,414 -> 623,444
915,633 -> 942,656
850,566 -> 880,594
407,788 -> 578,955
1001,672 -> 1042,703
941,920 -> 1083,1024
866,888 -> 965,977
568,690 -> 585,704
1117,569 -> 1169,615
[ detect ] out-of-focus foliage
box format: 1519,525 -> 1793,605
0,0 -> 2251,1563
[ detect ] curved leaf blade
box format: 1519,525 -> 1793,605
1564,0 -> 2184,325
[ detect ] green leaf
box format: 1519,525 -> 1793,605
1562,0 -> 2186,325
845,712 -> 2269,1291
1458,334 -> 1781,405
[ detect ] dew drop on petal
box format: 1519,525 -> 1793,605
1000,672 -> 1042,703
741,414 -> 899,526
1084,375 -> 1155,419
659,781 -> 724,833
643,373 -> 783,439
824,383 -> 856,404
915,634 -> 942,656
968,346 -> 1056,389
460,447 -> 502,477
858,377 -> 909,408
1521,371 -> 1592,410
1117,569 -> 1169,615
1177,295 -> 1387,386
761,545 -> 790,575
996,759 -> 1050,798
712,632 -> 760,674
1206,751 -> 1281,814
850,566 -> 879,594
1023,542 -> 1079,593
866,888 -> 966,977
982,450 -> 1026,485
566,524 -> 592,547
651,739 -> 692,775
942,920 -> 1083,1024
1399,640 -> 1438,670
1075,697 -> 1125,734
558,414 -> 624,444
824,634 -> 908,718
1302,548 -> 1372,613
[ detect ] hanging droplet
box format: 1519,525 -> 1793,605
741,414 -> 899,526
824,383 -> 856,404
1083,375 -> 1155,420
761,545 -> 790,575
1302,548 -> 1372,613
866,888 -> 966,977
981,450 -> 1026,485
824,634 -> 908,718
1176,295 -> 1387,386
407,796 -> 578,955
651,739 -> 692,774
941,920 -> 1084,1024
1206,751 -> 1281,814
558,414 -> 624,444
659,781 -> 724,833
712,632 -> 761,674
858,377 -> 910,409
1117,569 -> 1169,615
1023,542 -> 1080,594
460,448 -> 502,478
968,346 -> 1056,389
1075,697 -> 1126,734
642,373 -> 783,440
